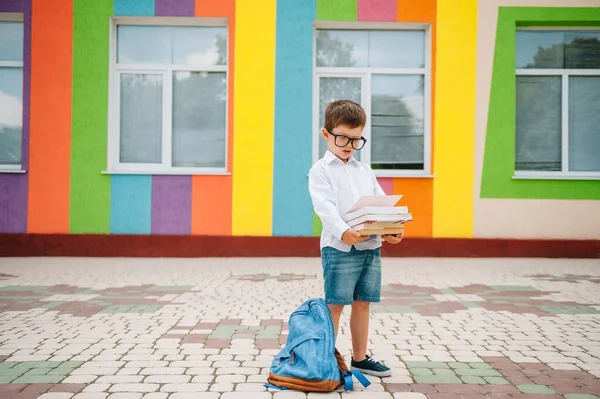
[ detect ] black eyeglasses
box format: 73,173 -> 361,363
326,129 -> 367,150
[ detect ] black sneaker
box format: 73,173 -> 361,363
350,355 -> 392,377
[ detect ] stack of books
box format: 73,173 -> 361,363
343,195 -> 412,236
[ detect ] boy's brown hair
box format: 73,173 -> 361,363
324,100 -> 366,131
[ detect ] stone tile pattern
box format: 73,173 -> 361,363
0,259 -> 598,398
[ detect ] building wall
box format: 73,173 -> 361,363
474,0 -> 600,239
0,0 -> 598,240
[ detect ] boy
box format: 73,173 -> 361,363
308,100 -> 403,377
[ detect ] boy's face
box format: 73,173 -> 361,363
322,124 -> 364,163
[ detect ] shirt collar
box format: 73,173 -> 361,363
324,150 -> 358,165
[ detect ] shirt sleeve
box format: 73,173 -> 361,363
308,165 -> 351,241
371,169 -> 386,196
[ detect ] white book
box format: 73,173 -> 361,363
345,195 -> 402,213
347,213 -> 413,227
343,206 -> 409,222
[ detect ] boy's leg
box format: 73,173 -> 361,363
350,300 -> 370,361
349,249 -> 391,377
327,304 -> 344,337
321,247 -> 363,337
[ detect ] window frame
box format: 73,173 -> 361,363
312,21 -> 433,178
0,13 -> 25,173
107,16 -> 230,176
514,26 -> 600,180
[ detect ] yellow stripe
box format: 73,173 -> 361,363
232,0 -> 276,236
432,0 -> 477,238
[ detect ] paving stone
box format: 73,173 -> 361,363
414,375 -> 462,384
169,394 -> 219,399
38,394 -> 74,399
159,384 -> 210,392
140,394 -> 168,399
13,375 -> 65,383
406,361 -> 449,369
457,368 -> 502,377
73,395 -> 109,399
485,376 -> 510,384
221,393 -> 272,399
461,376 -> 486,384
517,384 -> 556,394
106,395 -> 143,399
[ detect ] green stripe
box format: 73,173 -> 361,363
312,211 -> 322,237
316,0 -> 356,21
70,0 -> 113,232
312,0 -> 356,235
481,7 -> 600,200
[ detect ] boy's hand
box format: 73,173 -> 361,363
342,229 -> 368,245
382,232 -> 404,244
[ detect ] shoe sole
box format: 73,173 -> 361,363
351,365 -> 392,377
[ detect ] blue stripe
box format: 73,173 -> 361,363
110,2 -> 153,234
272,0 -> 316,236
110,175 -> 152,234
113,0 -> 154,16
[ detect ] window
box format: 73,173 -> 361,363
515,29 -> 600,177
313,25 -> 431,176
0,19 -> 24,170
109,19 -> 228,174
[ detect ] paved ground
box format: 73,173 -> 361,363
0,256 -> 599,399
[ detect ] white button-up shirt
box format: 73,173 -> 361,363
308,150 -> 386,252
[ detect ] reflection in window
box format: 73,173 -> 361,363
516,30 -> 600,69
112,23 -> 228,172
0,21 -> 24,166
315,28 -> 429,172
515,29 -> 600,174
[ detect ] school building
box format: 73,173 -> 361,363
0,0 -> 599,257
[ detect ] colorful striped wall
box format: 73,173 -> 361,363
0,0 -> 476,237
0,0 -> 479,239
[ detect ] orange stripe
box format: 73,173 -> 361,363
191,0 -> 235,235
393,178 -> 433,237
397,0 -> 436,173
391,0 -> 436,237
27,0 -> 73,233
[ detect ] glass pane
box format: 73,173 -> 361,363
516,31 -> 564,69
569,77 -> 600,171
371,74 -> 424,170
117,25 -> 170,63
369,31 -> 425,68
119,74 -> 163,163
515,76 -> 561,171
318,77 -> 362,160
172,72 -> 227,168
316,30 -> 368,67
565,31 -> 600,69
0,68 -> 23,165
172,27 -> 227,66
0,22 -> 24,62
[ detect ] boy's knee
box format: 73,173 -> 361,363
328,304 -> 344,315
351,300 -> 370,310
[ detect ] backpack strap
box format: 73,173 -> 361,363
342,370 -> 371,391
264,383 -> 288,390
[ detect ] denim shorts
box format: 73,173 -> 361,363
321,246 -> 382,305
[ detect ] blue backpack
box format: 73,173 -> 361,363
265,298 -> 371,392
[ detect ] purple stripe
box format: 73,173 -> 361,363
22,0 -> 30,169
0,0 -> 23,12
151,176 -> 191,235
0,175 -> 27,232
155,0 -> 194,16
0,0 -> 30,233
